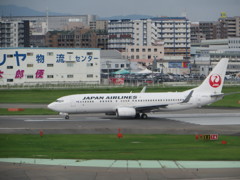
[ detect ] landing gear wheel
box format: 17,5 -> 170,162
65,115 -> 69,119
141,113 -> 148,119
135,113 -> 141,119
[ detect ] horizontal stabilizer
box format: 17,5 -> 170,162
211,92 -> 240,98
210,93 -> 224,98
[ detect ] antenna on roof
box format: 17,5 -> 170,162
46,7 -> 49,32
181,8 -> 187,18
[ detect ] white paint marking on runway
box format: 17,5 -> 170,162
48,118 -> 64,120
151,113 -> 240,125
172,117 -> 240,125
24,118 -> 111,122
0,128 -> 28,130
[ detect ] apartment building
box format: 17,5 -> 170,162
219,16 -> 240,38
108,19 -> 135,51
108,17 -> 191,58
191,15 -> 240,44
153,17 -> 191,58
45,28 -> 108,49
0,20 -> 30,47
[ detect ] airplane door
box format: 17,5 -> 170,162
70,98 -> 77,112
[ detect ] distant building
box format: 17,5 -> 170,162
191,15 -> 240,44
30,35 -> 46,47
153,17 -> 191,58
108,19 -> 135,51
228,37 -> 240,49
218,16 -> 240,38
0,20 -> 30,47
2,15 -> 97,32
108,17 -> 191,58
45,28 -> 108,49
0,48 -> 100,85
2,15 -> 97,48
90,20 -> 108,30
190,38 -> 240,76
101,50 -> 133,74
162,56 -> 190,74
210,50 -> 240,75
123,45 -> 164,60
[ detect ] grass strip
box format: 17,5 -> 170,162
0,134 -> 239,160
0,86 -> 239,108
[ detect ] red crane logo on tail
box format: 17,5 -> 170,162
209,74 -> 222,88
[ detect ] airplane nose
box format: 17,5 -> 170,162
48,103 -> 55,111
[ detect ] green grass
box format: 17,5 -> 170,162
0,134 -> 239,160
0,108 -> 58,115
0,86 -> 240,109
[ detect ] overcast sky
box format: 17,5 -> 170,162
0,0 -> 239,21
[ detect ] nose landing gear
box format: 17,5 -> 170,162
60,112 -> 69,119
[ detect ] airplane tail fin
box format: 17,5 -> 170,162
193,58 -> 229,94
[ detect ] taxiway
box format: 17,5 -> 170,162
0,108 -> 240,135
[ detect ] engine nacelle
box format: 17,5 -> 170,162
116,107 -> 136,117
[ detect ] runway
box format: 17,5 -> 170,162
0,108 -> 240,135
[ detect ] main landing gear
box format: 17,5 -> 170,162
135,113 -> 148,119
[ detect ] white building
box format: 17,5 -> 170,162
228,37 -> 240,49
190,38 -> 240,76
0,48 -> 100,85
123,45 -> 164,60
108,19 -> 134,51
100,50 -> 138,73
108,17 -> 191,58
153,17 -> 191,58
133,19 -> 157,46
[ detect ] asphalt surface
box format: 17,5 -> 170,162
1,162 -> 240,180
0,108 -> 240,135
0,107 -> 240,179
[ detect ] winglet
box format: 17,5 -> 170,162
182,90 -> 194,103
140,86 -> 147,93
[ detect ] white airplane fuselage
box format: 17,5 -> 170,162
48,58 -> 228,119
48,90 -> 222,116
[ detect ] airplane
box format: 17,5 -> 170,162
48,58 -> 229,119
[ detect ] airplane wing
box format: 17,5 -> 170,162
140,86 -> 147,93
135,104 -> 168,112
135,90 -> 194,113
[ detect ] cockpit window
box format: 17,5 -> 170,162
56,100 -> 64,103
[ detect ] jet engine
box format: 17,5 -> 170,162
116,107 -> 136,117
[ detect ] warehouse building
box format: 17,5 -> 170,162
0,48 -> 100,85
